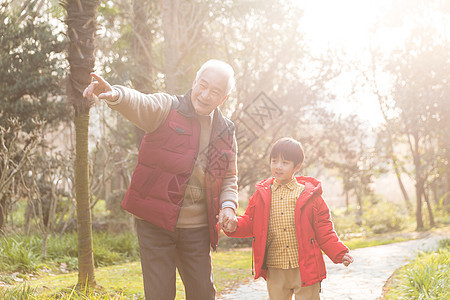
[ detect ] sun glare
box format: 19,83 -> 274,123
300,0 -> 392,51
296,0 -> 398,127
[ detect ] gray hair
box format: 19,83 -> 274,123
195,59 -> 235,95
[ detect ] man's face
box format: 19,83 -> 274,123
191,69 -> 228,115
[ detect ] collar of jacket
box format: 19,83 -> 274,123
176,89 -> 234,136
255,176 -> 322,209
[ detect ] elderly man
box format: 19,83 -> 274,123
83,59 -> 238,300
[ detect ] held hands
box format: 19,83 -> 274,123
342,253 -> 354,267
82,73 -> 119,102
218,207 -> 238,233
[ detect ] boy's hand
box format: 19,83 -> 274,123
342,253 -> 354,267
223,215 -> 238,233
218,208 -> 237,232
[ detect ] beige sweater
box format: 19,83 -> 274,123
107,86 -> 238,228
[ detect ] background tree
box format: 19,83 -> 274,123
0,0 -> 68,231
0,119 -> 44,231
379,0 -> 449,229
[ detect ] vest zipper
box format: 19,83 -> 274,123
207,113 -> 220,249
176,118 -> 201,228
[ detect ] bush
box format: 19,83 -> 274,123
330,208 -> 364,239
0,232 -> 139,274
385,239 -> 449,299
0,236 -> 41,272
362,201 -> 408,234
0,283 -> 36,299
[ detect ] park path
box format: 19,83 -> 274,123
218,230 -> 449,300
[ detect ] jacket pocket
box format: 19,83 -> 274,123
163,121 -> 193,154
130,163 -> 159,197
311,238 -> 326,278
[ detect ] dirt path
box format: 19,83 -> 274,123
218,231 -> 448,300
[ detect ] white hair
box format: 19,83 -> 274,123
195,59 -> 235,95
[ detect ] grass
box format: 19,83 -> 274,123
344,236 -> 409,250
1,227 -> 447,299
0,232 -> 139,275
0,249 -> 252,299
383,238 -> 449,300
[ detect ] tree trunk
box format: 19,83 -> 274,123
62,0 -> 100,288
345,191 -> 349,212
75,114 -> 96,287
161,0 -> 179,93
0,198 -> 5,232
412,134 -> 424,230
446,165 -> 450,213
132,0 -> 153,148
392,160 -> 412,212
422,189 -> 435,227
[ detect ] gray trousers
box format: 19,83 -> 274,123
136,219 -> 216,300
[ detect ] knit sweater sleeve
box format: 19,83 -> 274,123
107,85 -> 173,133
219,134 -> 238,210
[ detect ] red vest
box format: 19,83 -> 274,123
121,92 -> 235,249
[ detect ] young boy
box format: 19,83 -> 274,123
226,137 -> 353,300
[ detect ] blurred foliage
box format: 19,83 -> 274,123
384,238 -> 449,300
0,2 -> 70,132
362,200 -> 409,234
0,232 -> 139,275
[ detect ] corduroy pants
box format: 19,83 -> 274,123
267,267 -> 320,300
136,219 -> 215,300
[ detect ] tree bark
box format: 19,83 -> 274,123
161,0 -> 179,93
422,189 -> 435,227
62,0 -> 100,288
74,114 -> 96,287
392,159 -> 412,212
412,134 -> 424,230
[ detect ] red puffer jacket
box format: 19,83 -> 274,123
227,176 -> 348,287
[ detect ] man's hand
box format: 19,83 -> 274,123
218,207 -> 237,233
342,253 -> 354,267
83,73 -> 119,102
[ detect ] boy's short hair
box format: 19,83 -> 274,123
270,137 -> 305,166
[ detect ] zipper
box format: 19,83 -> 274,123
311,238 -> 323,279
252,237 -> 255,275
207,116 -> 218,249
177,118 -> 201,228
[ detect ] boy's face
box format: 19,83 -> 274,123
270,155 -> 302,185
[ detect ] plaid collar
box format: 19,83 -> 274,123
272,177 -> 298,191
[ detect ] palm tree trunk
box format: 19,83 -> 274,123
75,113 -> 96,287
61,0 -> 100,288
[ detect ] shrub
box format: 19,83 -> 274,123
0,283 -> 36,299
0,236 -> 41,272
385,239 -> 449,299
362,201 -> 408,234
0,232 -> 139,274
330,208 -> 364,239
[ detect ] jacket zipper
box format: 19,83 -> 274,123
311,238 -> 322,279
252,237 -> 255,275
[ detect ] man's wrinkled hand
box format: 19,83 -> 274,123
218,207 -> 237,233
83,73 -> 119,102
